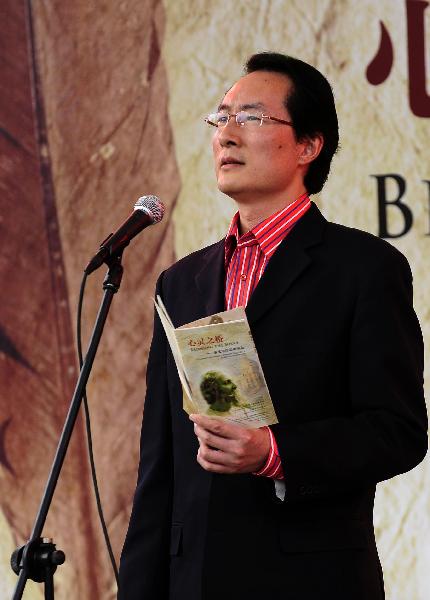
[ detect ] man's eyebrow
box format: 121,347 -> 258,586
217,101 -> 266,111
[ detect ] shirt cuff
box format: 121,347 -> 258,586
253,426 -> 284,480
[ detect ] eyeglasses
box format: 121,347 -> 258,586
205,111 -> 293,128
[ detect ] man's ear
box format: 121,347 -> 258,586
298,134 -> 324,165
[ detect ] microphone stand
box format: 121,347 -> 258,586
10,252 -> 125,600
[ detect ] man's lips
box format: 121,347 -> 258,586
220,157 -> 245,168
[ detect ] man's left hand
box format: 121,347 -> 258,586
190,414 -> 270,474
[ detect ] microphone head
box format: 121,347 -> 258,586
134,195 -> 165,224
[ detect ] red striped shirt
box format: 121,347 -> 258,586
224,192 -> 311,479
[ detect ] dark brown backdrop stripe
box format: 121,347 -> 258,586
0,1 -> 102,597
0,0 -> 180,597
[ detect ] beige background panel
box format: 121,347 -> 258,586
163,1 -> 429,598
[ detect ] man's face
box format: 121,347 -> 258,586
212,71 -> 306,203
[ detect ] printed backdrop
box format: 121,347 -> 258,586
0,1 -> 429,599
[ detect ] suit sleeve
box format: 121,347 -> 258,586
118,272 -> 172,600
272,249 -> 428,502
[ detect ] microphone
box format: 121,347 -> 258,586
84,195 -> 165,274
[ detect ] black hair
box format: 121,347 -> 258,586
245,52 -> 339,194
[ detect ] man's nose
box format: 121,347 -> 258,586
217,120 -> 242,147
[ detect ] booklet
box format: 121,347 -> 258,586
154,296 -> 278,429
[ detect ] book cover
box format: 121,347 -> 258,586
154,296 -> 278,428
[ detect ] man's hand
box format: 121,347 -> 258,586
190,414 -> 270,474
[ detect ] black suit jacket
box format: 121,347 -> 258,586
118,203 -> 427,600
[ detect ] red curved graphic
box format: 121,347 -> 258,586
366,21 -> 394,85
407,0 -> 430,117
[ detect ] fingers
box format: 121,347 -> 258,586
189,414 -> 265,474
189,414 -> 243,439
196,441 -> 241,473
193,423 -> 234,452
197,447 -> 230,473
195,429 -> 249,472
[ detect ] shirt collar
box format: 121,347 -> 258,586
224,192 -> 310,267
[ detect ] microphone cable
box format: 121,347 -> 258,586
76,271 -> 120,585
73,195 -> 164,587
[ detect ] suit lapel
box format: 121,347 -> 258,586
193,203 -> 327,322
246,203 -> 327,326
195,240 -> 225,315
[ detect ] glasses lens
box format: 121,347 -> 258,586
206,113 -> 220,127
206,112 -> 263,127
237,112 -> 262,126
206,113 -> 231,127
216,113 -> 230,127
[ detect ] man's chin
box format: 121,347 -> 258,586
217,181 -> 248,199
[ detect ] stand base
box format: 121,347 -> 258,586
11,538 -> 65,600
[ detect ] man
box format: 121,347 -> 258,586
118,53 -> 427,600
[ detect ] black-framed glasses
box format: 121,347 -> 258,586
204,111 -> 293,128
